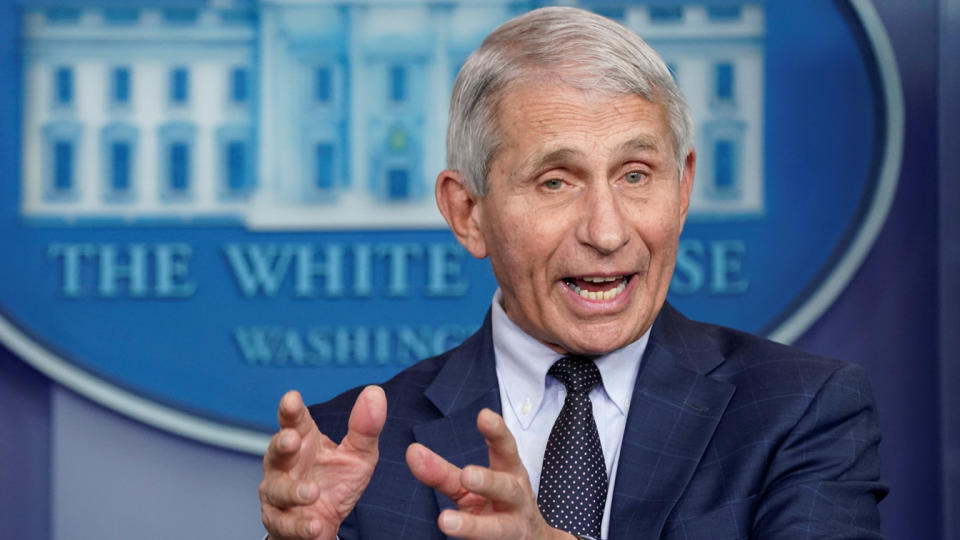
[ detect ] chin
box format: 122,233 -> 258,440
559,325 -> 637,356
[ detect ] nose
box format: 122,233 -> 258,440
577,182 -> 630,255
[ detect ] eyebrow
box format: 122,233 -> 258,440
525,148 -> 583,175
617,135 -> 660,154
523,135 -> 662,177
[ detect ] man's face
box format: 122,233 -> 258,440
470,83 -> 694,355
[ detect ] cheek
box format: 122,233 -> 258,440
485,220 -> 536,280
632,214 -> 678,249
652,220 -> 684,250
492,223 -> 563,297
490,208 -> 546,253
636,197 -> 686,243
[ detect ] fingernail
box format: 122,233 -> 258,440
466,467 -> 482,489
297,483 -> 313,501
410,444 -> 428,467
441,511 -> 462,532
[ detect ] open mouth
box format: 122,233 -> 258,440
562,274 -> 633,301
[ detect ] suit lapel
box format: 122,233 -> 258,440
408,304 -> 736,536
608,304 -> 736,539
413,311 -> 502,513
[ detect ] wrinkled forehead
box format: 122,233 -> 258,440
489,79 -> 674,163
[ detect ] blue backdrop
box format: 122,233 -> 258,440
0,0 -> 956,539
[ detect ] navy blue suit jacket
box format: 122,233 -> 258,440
310,303 -> 887,539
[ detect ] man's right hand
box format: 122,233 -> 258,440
260,386 -> 387,540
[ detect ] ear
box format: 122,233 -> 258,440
435,170 -> 488,259
678,148 -> 696,223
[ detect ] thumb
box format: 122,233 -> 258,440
340,385 -> 387,459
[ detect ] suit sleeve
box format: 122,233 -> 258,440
752,362 -> 888,538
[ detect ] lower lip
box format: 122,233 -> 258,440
559,276 -> 637,314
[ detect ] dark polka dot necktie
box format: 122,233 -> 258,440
537,356 -> 607,538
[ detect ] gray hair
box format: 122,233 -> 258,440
447,6 -> 694,196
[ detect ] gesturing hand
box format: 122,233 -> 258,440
260,386 -> 387,540
406,408 -> 573,540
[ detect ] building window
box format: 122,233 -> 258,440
53,141 -> 74,192
54,67 -> 73,106
315,67 -> 332,103
170,67 -> 189,105
111,67 -> 131,105
101,123 -> 137,201
375,125 -> 420,202
704,119 -> 745,201
714,62 -> 735,103
43,122 -> 82,200
220,9 -> 258,25
163,8 -> 198,24
707,6 -> 742,21
104,8 -> 139,25
46,8 -> 81,24
110,141 -> 132,192
217,126 -> 255,198
315,144 -> 334,190
714,140 -> 735,192
389,65 -> 406,103
159,122 -> 195,199
226,142 -> 247,191
387,168 -> 410,200
649,6 -> 683,23
167,143 -> 189,193
230,68 -> 248,104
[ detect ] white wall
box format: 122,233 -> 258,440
51,387 -> 265,540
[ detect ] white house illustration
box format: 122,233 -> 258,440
20,1 -> 764,229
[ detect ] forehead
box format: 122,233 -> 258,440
491,83 -> 673,165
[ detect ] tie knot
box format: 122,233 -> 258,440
548,356 -> 602,395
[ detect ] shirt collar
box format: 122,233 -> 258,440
491,289 -> 649,429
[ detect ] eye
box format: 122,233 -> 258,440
542,178 -> 564,190
624,170 -> 647,184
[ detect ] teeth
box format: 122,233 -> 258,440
566,277 -> 628,301
582,276 -> 620,283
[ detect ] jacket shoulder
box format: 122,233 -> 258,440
659,304 -> 851,382
696,318 -> 854,384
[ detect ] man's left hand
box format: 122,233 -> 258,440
405,408 -> 572,540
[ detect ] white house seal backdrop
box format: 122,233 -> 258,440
0,0 -> 902,452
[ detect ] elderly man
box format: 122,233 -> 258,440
259,7 -> 886,540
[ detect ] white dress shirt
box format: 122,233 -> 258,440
490,290 -> 648,539
266,291 -> 648,540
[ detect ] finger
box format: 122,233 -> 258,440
406,442 -> 470,502
438,509 -> 506,540
278,390 -> 317,439
264,428 -> 304,473
258,473 -> 320,509
459,465 -> 526,507
476,409 -> 525,476
340,385 -> 387,459
261,504 -> 323,540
